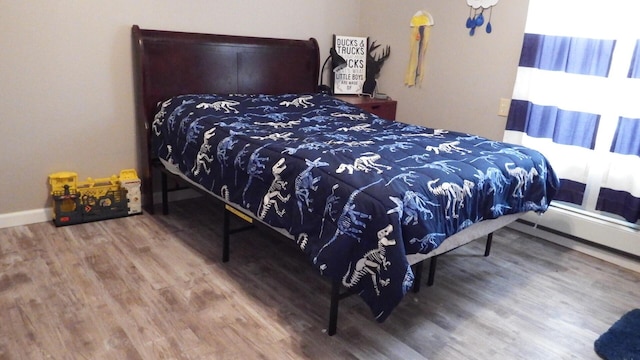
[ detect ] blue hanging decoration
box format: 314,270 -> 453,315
466,0 -> 498,36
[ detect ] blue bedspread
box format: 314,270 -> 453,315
152,93 -> 559,321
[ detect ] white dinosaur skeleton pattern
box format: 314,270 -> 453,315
505,162 -> 538,198
337,123 -> 374,132
152,99 -> 172,135
191,127 -> 217,176
250,132 -> 297,142
196,100 -> 240,114
325,140 -> 375,147
342,224 -> 396,296
257,158 -> 290,220
279,95 -> 314,108
425,141 -> 472,155
336,152 -> 392,174
297,233 -> 309,251
427,178 -> 475,219
254,120 -> 301,129
220,185 -> 230,202
331,112 -> 367,120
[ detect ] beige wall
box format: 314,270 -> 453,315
361,0 -> 529,140
0,1 -> 360,215
0,0 -> 529,219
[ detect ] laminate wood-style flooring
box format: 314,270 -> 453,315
1,197 -> 639,359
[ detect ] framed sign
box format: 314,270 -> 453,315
332,35 -> 368,94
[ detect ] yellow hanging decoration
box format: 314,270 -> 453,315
405,10 -> 434,87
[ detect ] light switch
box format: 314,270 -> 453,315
498,98 -> 511,117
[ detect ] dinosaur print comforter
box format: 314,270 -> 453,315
152,93 -> 559,321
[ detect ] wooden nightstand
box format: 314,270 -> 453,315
333,95 -> 397,121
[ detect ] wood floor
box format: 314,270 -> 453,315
1,197 -> 639,359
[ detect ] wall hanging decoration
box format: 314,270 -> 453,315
362,41 -> 391,96
466,0 -> 499,35
333,35 -> 368,94
405,10 -> 434,87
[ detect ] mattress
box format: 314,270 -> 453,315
152,92 -> 559,320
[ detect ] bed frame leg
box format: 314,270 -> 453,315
427,256 -> 438,287
222,209 -> 230,263
484,232 -> 493,257
161,171 -> 169,215
328,278 -> 340,336
412,261 -> 424,293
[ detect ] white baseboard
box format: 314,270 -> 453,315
0,208 -> 52,229
517,206 -> 640,257
508,221 -> 640,273
0,189 -> 201,229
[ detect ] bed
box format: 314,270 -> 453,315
131,25 -> 559,335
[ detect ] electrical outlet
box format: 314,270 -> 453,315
498,98 -> 511,117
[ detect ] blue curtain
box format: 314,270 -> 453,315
506,101 -> 600,149
628,40 -> 640,78
504,2 -> 640,224
518,34 -> 615,76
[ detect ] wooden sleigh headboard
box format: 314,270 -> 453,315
131,25 -> 320,212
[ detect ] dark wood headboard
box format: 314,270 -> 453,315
131,25 -> 320,212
